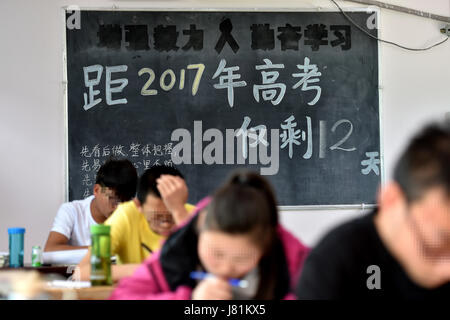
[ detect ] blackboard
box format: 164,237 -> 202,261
65,10 -> 381,206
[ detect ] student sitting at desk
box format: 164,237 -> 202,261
44,159 -> 138,252
296,123 -> 450,299
76,165 -> 196,281
109,171 -> 310,300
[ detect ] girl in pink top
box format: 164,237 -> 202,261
110,170 -> 309,300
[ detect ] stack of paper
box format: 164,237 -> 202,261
46,280 -> 91,289
42,249 -> 88,265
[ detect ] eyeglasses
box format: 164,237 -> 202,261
147,211 -> 175,225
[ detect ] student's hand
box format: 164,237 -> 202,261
192,277 -> 232,300
156,175 -> 189,225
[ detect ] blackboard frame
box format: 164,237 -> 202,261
62,6 -> 384,210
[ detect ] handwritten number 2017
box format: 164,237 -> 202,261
138,64 -> 205,97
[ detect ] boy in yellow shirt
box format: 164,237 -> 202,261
76,165 -> 195,282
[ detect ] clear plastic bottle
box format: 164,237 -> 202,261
31,245 -> 43,267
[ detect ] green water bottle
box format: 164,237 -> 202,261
90,225 -> 112,286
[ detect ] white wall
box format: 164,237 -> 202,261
0,0 -> 449,262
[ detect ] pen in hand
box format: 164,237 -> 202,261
189,271 -> 249,288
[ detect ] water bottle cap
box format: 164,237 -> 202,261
90,224 -> 110,235
8,228 -> 25,234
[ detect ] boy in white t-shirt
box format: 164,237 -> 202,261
44,159 -> 138,252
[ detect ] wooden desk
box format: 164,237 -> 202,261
0,269 -> 113,300
0,265 -> 73,278
44,286 -> 115,300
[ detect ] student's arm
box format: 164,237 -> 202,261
44,203 -> 86,252
75,250 -> 140,282
156,175 -> 190,225
112,264 -> 141,281
76,249 -> 91,281
44,231 -> 88,252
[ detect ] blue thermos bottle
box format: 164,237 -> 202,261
8,228 -> 25,268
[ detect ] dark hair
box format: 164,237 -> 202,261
204,170 -> 283,299
393,122 -> 450,203
204,171 -> 278,239
95,158 -> 138,202
136,165 -> 184,204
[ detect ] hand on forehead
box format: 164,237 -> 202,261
156,174 -> 185,192
156,174 -> 188,207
